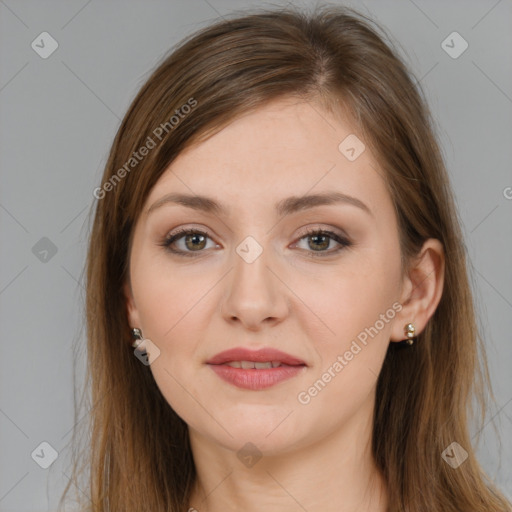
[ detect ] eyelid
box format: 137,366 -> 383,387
295,225 -> 348,240
163,224 -> 348,241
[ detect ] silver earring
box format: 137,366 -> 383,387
131,328 -> 144,348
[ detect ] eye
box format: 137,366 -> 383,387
293,228 -> 351,257
160,228 -> 218,256
159,227 -> 351,257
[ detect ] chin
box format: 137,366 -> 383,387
195,413 -> 308,455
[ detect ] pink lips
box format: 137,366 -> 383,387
206,347 -> 307,390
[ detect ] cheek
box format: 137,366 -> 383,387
293,256 -> 400,431
130,254 -> 220,405
131,252 -> 214,342
298,248 -> 402,346
131,258 -> 213,424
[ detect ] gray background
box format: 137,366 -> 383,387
0,0 -> 511,510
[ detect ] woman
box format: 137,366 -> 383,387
60,5 -> 511,512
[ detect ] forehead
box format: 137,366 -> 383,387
145,97 -> 389,215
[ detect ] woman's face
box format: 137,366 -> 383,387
125,96 -> 405,455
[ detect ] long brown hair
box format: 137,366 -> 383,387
59,5 -> 511,511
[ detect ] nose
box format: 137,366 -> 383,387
220,244 -> 290,331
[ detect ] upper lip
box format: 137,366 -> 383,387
206,347 -> 306,366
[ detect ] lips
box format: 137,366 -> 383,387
206,347 -> 307,390
206,347 -> 306,367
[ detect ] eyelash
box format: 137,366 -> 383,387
159,227 -> 352,258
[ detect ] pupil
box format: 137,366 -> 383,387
310,234 -> 328,251
186,234 -> 206,250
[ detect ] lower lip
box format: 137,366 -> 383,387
208,364 -> 305,390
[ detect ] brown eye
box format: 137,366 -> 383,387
294,229 -> 351,257
307,233 -> 330,251
159,227 -> 351,258
182,233 -> 207,251
160,229 -> 216,256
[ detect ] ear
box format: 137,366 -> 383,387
390,238 -> 445,343
124,280 -> 141,339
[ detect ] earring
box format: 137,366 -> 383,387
131,327 -> 144,348
403,323 -> 416,345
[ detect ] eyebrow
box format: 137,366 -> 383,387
146,191 -> 372,218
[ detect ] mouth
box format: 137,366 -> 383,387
222,360 -> 296,369
206,347 -> 306,366
206,347 -> 307,390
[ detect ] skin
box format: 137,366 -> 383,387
125,96 -> 445,512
